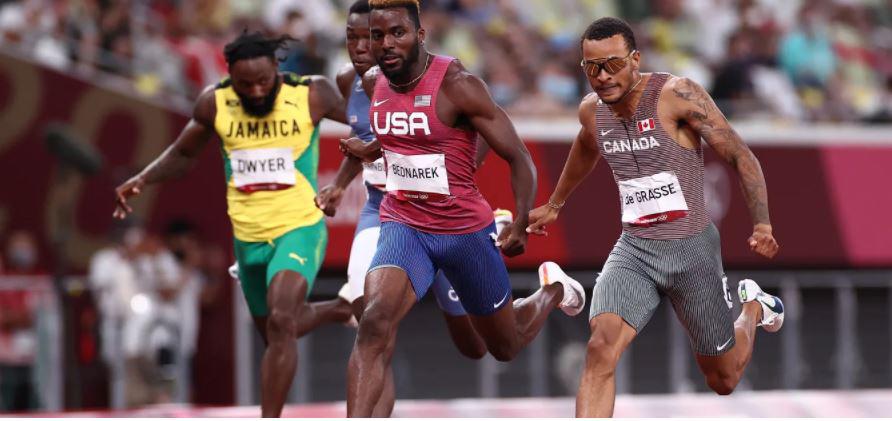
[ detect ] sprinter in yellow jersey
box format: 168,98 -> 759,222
113,32 -> 351,417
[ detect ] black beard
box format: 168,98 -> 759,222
239,74 -> 280,117
380,42 -> 421,82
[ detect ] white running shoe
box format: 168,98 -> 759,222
337,283 -> 358,328
738,279 -> 784,332
338,282 -> 354,303
228,262 -> 239,280
537,261 -> 586,316
494,209 -> 513,235
490,209 -> 514,244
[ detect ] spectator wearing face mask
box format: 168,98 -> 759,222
89,221 -> 182,407
0,230 -> 44,411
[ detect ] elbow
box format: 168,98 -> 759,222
508,150 -> 535,170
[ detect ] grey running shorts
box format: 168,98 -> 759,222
589,223 -> 736,356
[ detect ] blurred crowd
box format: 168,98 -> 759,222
0,231 -> 43,411
0,0 -> 890,122
0,220 -> 225,411
88,218 -> 224,407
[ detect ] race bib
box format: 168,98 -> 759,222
384,150 -> 450,201
618,171 -> 688,226
230,148 -> 295,193
362,157 -> 387,189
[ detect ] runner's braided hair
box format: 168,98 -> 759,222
368,0 -> 421,29
223,31 -> 293,67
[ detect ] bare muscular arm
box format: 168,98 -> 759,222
340,67 -> 383,161
316,67 -> 365,217
308,75 -> 347,125
113,86 -> 216,218
666,77 -> 778,258
527,95 -> 602,235
442,62 -> 536,257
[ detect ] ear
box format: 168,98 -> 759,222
630,50 -> 641,72
417,27 -> 426,44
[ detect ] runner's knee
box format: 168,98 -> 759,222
267,307 -> 298,340
488,342 -> 519,362
455,341 -> 487,360
705,370 -> 738,395
585,320 -> 626,377
356,302 -> 397,352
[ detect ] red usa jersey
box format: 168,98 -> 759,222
370,55 -> 492,234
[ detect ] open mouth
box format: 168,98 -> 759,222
381,55 -> 401,67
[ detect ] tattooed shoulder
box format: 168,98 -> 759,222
667,77 -> 719,126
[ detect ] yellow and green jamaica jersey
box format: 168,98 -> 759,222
214,73 -> 323,242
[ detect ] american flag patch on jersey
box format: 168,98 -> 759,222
414,95 -> 432,107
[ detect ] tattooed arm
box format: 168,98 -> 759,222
664,76 -> 779,259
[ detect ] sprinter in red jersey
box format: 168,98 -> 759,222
339,0 -> 586,416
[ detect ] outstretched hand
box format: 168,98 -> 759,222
315,184 -> 345,217
526,204 -> 559,236
113,175 -> 145,219
339,137 -> 380,162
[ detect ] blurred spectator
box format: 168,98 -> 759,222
778,2 -> 837,119
828,3 -> 885,120
130,11 -> 187,97
270,0 -> 337,76
88,221 -> 187,407
0,231 -> 43,411
866,75 -> 892,123
640,0 -> 712,87
711,30 -> 758,117
1,231 -> 41,277
162,220 -> 225,378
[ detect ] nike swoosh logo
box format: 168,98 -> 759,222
600,129 -> 614,136
493,291 -> 510,308
716,337 -> 733,351
373,99 -> 389,106
761,295 -> 784,313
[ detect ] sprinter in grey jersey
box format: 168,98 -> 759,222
528,17 -> 784,418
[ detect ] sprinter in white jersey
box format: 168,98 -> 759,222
528,18 -> 784,417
